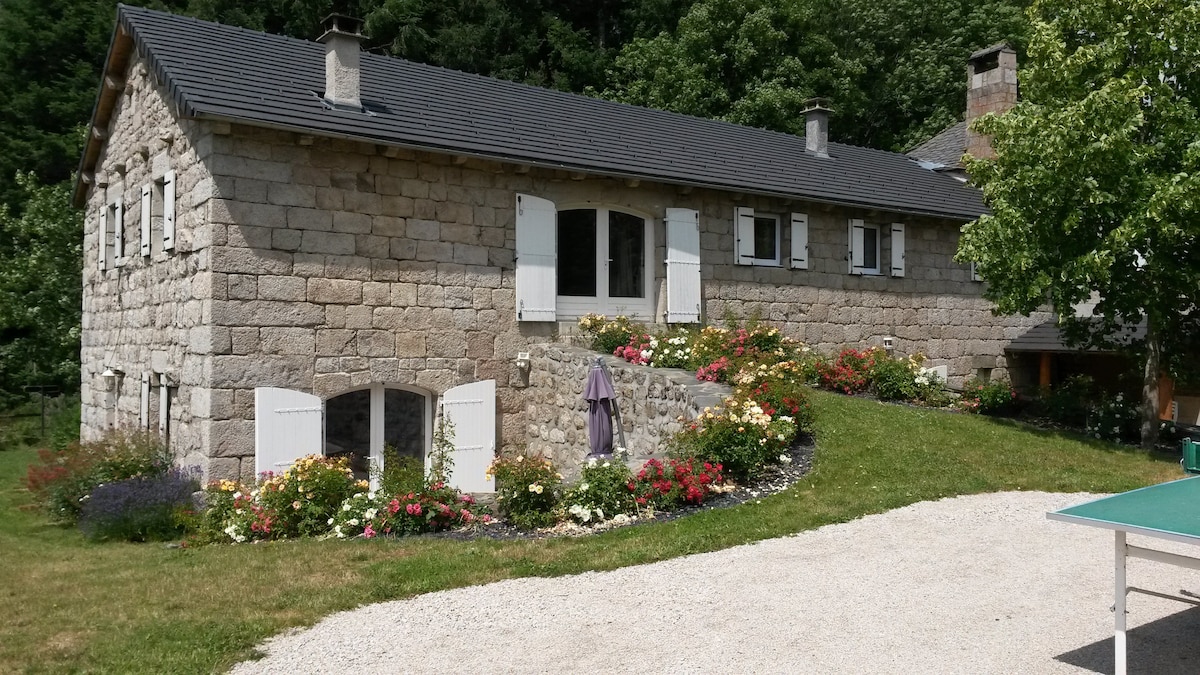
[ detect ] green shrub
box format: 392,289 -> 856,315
562,457 -> 636,523
959,378 -> 1018,415
24,428 -> 171,523
816,347 -> 881,395
578,313 -> 640,355
733,361 -> 816,433
1038,374 -> 1096,426
487,453 -> 562,529
252,455 -> 363,539
375,447 -> 425,498
668,396 -> 797,482
630,457 -> 725,510
1086,392 -> 1140,442
330,482 -> 488,539
869,355 -> 919,401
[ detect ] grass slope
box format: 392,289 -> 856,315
0,390 -> 1180,673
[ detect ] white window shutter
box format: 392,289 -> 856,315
255,387 -> 324,477
112,200 -> 124,264
438,380 -> 496,493
514,194 -> 556,321
790,213 -> 809,269
98,209 -> 108,271
734,206 -> 755,265
140,185 -> 152,257
162,170 -> 176,251
890,223 -> 905,277
665,208 -> 702,323
140,373 -> 150,429
158,380 -> 170,439
849,219 -> 865,274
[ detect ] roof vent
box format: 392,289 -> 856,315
318,14 -> 365,111
802,98 -> 833,158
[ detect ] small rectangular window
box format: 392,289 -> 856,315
753,215 -> 778,262
849,219 -> 881,275
735,207 -> 780,266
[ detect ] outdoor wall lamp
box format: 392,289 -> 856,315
101,367 -> 125,392
514,352 -> 530,370
882,336 -> 895,354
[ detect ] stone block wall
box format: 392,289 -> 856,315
523,345 -> 730,479
79,57 -> 219,472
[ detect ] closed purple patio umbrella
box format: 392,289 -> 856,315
584,358 -> 616,457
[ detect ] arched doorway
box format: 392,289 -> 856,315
324,384 -> 431,482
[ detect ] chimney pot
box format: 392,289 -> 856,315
802,97 -> 833,158
318,14 -> 366,111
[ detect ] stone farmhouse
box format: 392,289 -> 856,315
73,6 -> 1049,486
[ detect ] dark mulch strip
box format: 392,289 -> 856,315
430,434 -> 816,542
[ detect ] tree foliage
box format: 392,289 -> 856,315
0,174 -> 83,404
603,0 -> 1031,151
958,0 -> 1200,447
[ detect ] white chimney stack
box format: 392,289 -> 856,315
802,98 -> 833,158
318,14 -> 365,111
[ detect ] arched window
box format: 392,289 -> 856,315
324,384 -> 431,482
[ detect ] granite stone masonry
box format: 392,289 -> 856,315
524,346 -> 730,479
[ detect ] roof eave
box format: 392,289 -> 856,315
72,16 -> 134,208
186,108 -> 985,223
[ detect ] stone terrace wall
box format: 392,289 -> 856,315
524,345 -> 730,479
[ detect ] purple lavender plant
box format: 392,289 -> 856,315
78,467 -> 201,542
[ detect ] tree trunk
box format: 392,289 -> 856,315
1140,320 -> 1162,451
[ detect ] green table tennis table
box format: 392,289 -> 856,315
1048,476 -> 1200,675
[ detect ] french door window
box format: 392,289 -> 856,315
556,207 -> 653,318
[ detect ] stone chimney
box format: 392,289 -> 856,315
965,43 -> 1018,159
318,14 -> 365,111
802,98 -> 833,158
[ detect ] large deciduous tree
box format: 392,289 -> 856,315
602,0 -> 1030,151
958,0 -> 1200,449
0,175 -> 83,404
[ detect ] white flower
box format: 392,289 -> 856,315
580,483 -> 590,491
602,461 -> 610,468
367,492 -> 376,500
334,526 -> 344,538
779,454 -> 793,465
586,457 -> 598,468
327,518 -> 334,525
343,503 -> 352,512
614,446 -> 630,460
349,518 -> 359,526
364,508 -> 378,520
595,508 -> 604,520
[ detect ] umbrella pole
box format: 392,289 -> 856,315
597,357 -> 628,451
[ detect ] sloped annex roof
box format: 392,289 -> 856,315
906,121 -> 967,171
76,4 -> 988,220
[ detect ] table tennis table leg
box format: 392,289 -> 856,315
1115,530 -> 1127,675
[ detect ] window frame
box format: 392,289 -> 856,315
554,204 -> 655,320
751,213 -> 781,266
849,220 -> 882,276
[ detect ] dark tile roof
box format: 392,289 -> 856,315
907,122 -> 966,169
1005,320 -> 1146,353
78,5 -> 987,220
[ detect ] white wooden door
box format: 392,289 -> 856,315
438,380 -> 496,493
255,387 -> 323,477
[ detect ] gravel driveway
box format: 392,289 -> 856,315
231,492 -> 1200,674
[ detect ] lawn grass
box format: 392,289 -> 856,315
0,389 -> 1182,673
